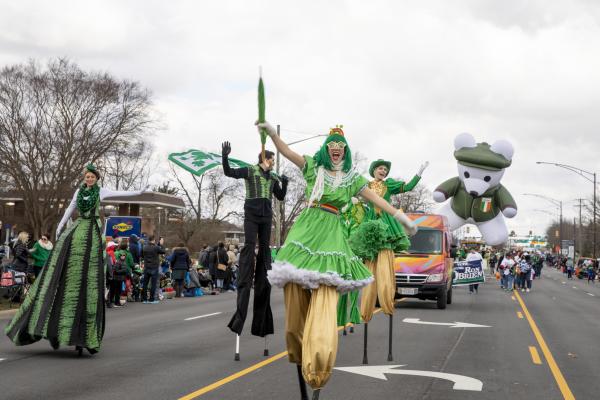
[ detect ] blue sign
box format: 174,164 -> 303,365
104,216 -> 142,239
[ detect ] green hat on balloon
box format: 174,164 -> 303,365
369,159 -> 392,178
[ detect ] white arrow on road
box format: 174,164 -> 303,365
402,318 -> 490,328
335,365 -> 483,391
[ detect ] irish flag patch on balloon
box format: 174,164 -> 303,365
481,197 -> 492,213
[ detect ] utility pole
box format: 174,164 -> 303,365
575,198 -> 584,256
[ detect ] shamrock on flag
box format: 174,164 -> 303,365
168,149 -> 250,176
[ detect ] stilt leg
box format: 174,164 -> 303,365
387,314 -> 393,362
76,346 -> 83,357
296,364 -> 309,400
264,336 -> 269,357
362,323 -> 369,365
234,335 -> 240,361
312,389 -> 321,400
342,326 -> 347,336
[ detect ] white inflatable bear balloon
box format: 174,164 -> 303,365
433,133 -> 517,246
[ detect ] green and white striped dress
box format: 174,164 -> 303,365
5,186 -> 142,353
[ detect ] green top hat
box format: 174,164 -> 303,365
454,143 -> 511,171
369,159 -> 392,178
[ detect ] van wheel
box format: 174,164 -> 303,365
437,289 -> 447,309
446,287 -> 453,305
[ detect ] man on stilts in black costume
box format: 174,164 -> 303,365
222,141 -> 288,360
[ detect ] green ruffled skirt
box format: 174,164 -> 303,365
269,207 -> 373,293
350,207 -> 410,258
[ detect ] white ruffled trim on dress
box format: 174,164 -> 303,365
285,240 -> 362,262
268,261 -> 374,293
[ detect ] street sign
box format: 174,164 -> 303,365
335,365 -> 483,391
402,318 -> 491,328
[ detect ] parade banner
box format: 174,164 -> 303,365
104,216 -> 142,239
452,260 -> 485,286
168,149 -> 250,176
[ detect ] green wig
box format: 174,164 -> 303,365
313,133 -> 353,173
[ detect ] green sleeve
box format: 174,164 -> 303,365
386,175 -> 421,195
495,185 -> 517,211
435,177 -> 461,198
302,155 -> 316,183
351,174 -> 369,197
31,243 -> 41,263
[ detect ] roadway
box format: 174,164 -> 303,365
0,266 -> 597,399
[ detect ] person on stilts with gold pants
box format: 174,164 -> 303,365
350,159 -> 428,364
259,122 -> 417,399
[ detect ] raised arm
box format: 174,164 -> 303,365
56,190 -> 78,238
361,187 -> 417,236
221,141 -> 249,179
257,121 -> 305,169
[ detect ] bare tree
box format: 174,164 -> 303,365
0,58 -> 154,238
390,182 -> 434,213
277,160 -> 307,241
101,137 -> 155,190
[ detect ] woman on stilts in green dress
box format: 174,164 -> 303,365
259,121 -> 417,399
5,164 -> 145,355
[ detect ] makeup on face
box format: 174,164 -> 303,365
327,141 -> 346,164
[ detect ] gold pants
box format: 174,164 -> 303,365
360,248 -> 395,322
284,283 -> 339,389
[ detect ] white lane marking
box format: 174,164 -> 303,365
402,318 -> 490,328
185,312 -> 222,321
562,282 -> 566,284
572,287 -> 577,290
335,365 -> 483,391
587,293 -> 595,297
0,358 -> 5,362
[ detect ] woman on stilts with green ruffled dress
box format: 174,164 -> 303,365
349,158 -> 428,364
259,121 -> 417,400
6,164 -> 146,356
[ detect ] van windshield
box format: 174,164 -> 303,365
408,230 -> 443,254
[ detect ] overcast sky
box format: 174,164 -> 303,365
2,0 -> 599,237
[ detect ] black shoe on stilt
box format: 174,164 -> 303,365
312,389 -> 321,400
362,323 -> 369,365
387,314 -> 394,362
349,325 -> 354,334
296,364 -> 309,400
75,346 -> 83,357
342,327 -> 347,336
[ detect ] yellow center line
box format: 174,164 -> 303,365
513,290 -> 575,400
178,300 -> 403,399
517,311 -> 524,319
529,346 -> 542,365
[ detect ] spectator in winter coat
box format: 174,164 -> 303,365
199,245 -> 210,269
29,233 -> 53,277
215,242 -> 229,292
208,246 -> 217,289
141,236 -> 165,303
12,232 -> 30,273
129,234 -> 141,265
170,244 -> 191,297
110,253 -> 129,307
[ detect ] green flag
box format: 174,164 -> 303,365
168,149 -> 250,176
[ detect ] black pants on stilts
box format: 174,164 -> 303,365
228,214 -> 274,337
